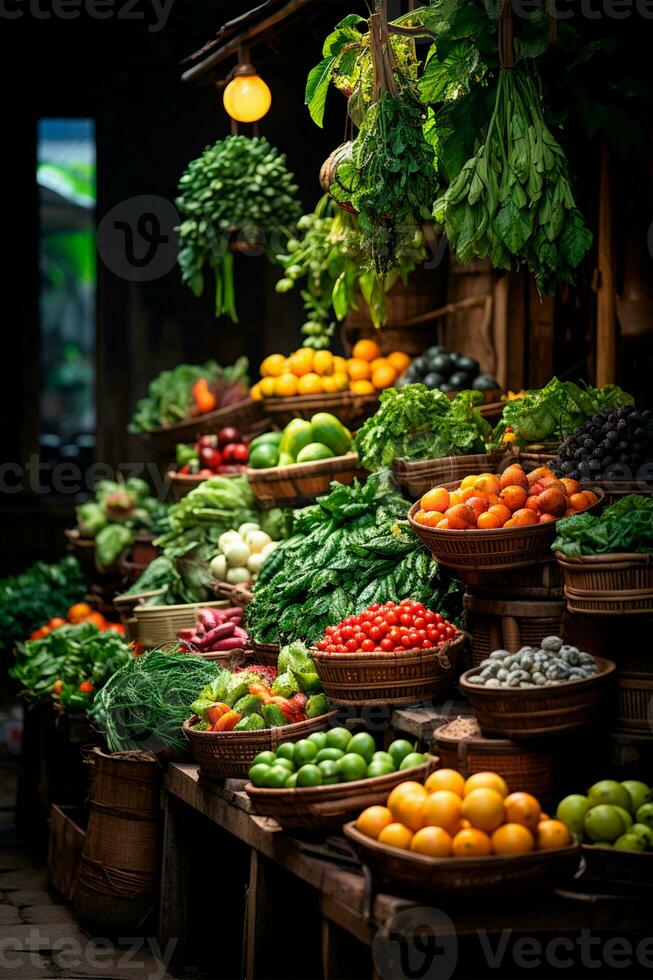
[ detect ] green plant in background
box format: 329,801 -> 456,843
0,557 -> 87,653
176,136 -> 302,321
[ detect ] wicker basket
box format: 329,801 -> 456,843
65,528 -> 123,576
610,647 -> 653,734
556,552 -> 653,615
183,711 -> 337,780
247,453 -> 363,508
48,805 -> 88,902
408,485 -> 605,572
134,599 -> 228,648
344,823 -> 580,899
457,560 -> 564,600
140,398 -> 267,453
249,640 -> 280,666
311,633 -> 466,707
113,588 -> 167,643
433,726 -> 556,799
262,390 -> 379,429
165,467 -> 247,501
392,453 -> 502,501
463,594 -> 567,667
245,755 -> 438,833
591,478 -> 653,505
459,656 -> 616,740
582,844 -> 653,892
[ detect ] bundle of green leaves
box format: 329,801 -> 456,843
0,557 -> 87,653
552,496 -> 653,557
355,384 -> 491,470
176,136 -> 301,320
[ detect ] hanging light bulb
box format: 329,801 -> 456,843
223,64 -> 271,123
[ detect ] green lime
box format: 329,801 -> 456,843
284,773 -> 298,789
631,823 -> 653,848
584,804 -> 627,842
252,751 -> 277,767
249,763 -> 271,787
388,739 -> 414,768
372,751 -> 395,769
274,757 -> 294,773
399,752 -> 427,771
308,731 -> 328,751
636,803 -> 653,829
348,732 -> 376,763
276,742 -> 296,762
367,759 -> 395,779
587,780 -> 633,812
556,795 -> 589,840
315,747 -> 344,763
318,760 -> 341,784
614,806 -> 633,831
614,833 -> 646,852
293,739 -> 318,767
262,766 -> 291,788
297,764 -> 323,787
338,752 -> 368,782
326,727 -> 352,752
622,781 -> 652,814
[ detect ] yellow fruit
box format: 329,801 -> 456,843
370,357 -> 389,372
491,823 -> 535,855
333,355 -> 347,374
288,349 -> 315,377
387,351 -> 411,374
250,382 -> 263,402
274,373 -> 299,398
391,790 -> 426,832
461,788 -> 505,832
464,772 -> 509,799
259,377 -> 277,398
378,822 -> 414,850
424,769 -> 465,798
313,350 -> 334,376
387,781 -> 427,813
410,826 -> 452,857
452,828 -> 492,857
260,353 -> 287,378
321,375 -> 340,393
422,790 -> 463,834
347,357 -> 372,381
356,805 -> 393,840
332,371 -> 349,392
350,379 -> 375,395
297,373 -> 323,395
352,338 -> 381,362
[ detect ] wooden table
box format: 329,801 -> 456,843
159,764 -> 653,979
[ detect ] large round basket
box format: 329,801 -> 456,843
165,467 -> 246,501
112,588 -> 167,642
183,711 -> 338,780
248,640 -> 279,666
244,755 -> 438,833
311,632 -> 466,707
555,552 -> 653,615
457,560 -> 564,600
134,599 -> 228,649
433,725 -> 556,800
262,390 -> 379,429
140,398 -> 267,453
459,656 -> 616,740
408,485 -> 605,572
343,823 -> 581,899
392,453 -> 505,501
581,844 -> 653,893
247,453 -> 363,509
462,594 -> 567,667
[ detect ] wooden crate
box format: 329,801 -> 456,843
47,805 -> 88,902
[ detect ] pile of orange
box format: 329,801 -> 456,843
413,463 -> 599,530
250,341 -> 410,400
355,769 -> 572,858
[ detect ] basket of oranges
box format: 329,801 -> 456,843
408,463 -> 604,571
249,341 -> 410,429
343,769 -> 580,898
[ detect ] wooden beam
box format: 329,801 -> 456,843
596,142 -> 617,386
182,0 -> 314,84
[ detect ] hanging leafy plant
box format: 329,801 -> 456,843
176,136 -> 301,322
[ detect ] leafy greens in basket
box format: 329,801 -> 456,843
553,496 -> 653,557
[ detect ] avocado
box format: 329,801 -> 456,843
296,442 -> 336,463
248,443 -> 280,469
310,412 -> 352,455
455,355 -> 480,376
431,353 -> 455,377
472,374 -> 501,392
447,371 -> 473,390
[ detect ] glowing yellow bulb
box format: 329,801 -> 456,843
223,73 -> 271,123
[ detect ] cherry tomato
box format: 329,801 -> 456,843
435,613 -> 443,623
400,635 -> 413,648
408,632 -> 420,647
424,610 -> 436,624
385,610 -> 400,626
369,603 -> 381,612
354,632 -> 367,646
340,626 -> 354,641
361,639 -> 375,652
445,625 -> 456,638
426,627 -> 438,643
421,639 -> 432,649
413,616 -> 426,630
369,626 -> 383,642
399,598 -> 411,607
317,640 -> 327,650
346,639 -> 358,652
217,426 -> 240,447
380,638 -> 394,652
400,613 -> 412,626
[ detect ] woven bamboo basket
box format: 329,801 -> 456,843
433,726 -> 556,799
591,478 -> 653,504
582,844 -> 653,892
247,453 -> 363,508
140,397 -> 267,453
463,594 -> 567,667
459,656 -> 616,740
249,639 -> 280,666
113,588 -> 167,642
48,805 -> 88,902
392,453 -> 503,501
134,599 -> 228,648
245,755 -> 438,833
457,560 -> 564,600
344,823 -> 580,899
165,467 -> 247,501
408,486 -> 605,572
610,647 -> 653,734
311,632 -> 466,707
556,552 -> 653,615
262,390 -> 379,429
75,856 -> 158,931
183,711 -> 337,780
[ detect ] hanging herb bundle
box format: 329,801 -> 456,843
176,136 -> 301,321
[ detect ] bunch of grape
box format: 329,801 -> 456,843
551,406 -> 653,482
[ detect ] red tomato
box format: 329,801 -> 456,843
369,626 -> 383,642
414,616 -> 426,630
217,426 -> 240,447
231,444 -> 249,464
400,635 -> 413,648
361,639 -> 375,652
381,638 -> 394,652
346,639 -> 358,652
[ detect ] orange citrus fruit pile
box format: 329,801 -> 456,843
413,463 -> 599,530
250,341 -> 411,400
355,769 -> 572,858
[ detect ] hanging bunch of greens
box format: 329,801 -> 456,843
176,136 -> 301,321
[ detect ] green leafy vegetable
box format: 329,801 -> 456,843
552,495 -> 653,557
0,557 -> 87,654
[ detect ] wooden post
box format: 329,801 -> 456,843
158,794 -> 191,968
596,143 -> 617,385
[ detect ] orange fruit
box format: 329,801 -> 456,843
420,487 -> 450,513
461,788 -> 505,832
445,503 -> 475,529
488,503 -> 512,525
370,357 -> 388,372
500,464 -> 528,490
347,358 -> 372,381
491,823 -> 535,855
424,769 -> 465,798
584,490 -> 598,506
387,351 -> 411,374
372,364 -> 398,390
288,349 -> 315,377
504,518 -> 516,527
512,508 -> 539,526
422,790 -> 463,834
391,790 -> 426,832
464,772 -> 509,799
350,379 -> 375,395
477,511 -> 501,530
452,827 -> 492,857
460,474 -> 478,490
504,792 -> 542,831
410,826 -> 452,857
569,492 -> 590,510
321,375 -> 340,393
436,519 -> 449,529
378,822 -> 414,850
312,350 -> 334,376
416,510 -> 444,527
560,478 -> 582,496
259,376 -> 277,398
537,488 -> 567,517
540,813 -> 550,822
352,338 -> 381,362
388,781 -> 427,808
297,372 -> 324,395
473,474 -> 501,497
465,496 -> 490,520
448,489 -> 464,507
260,353 -> 287,378
250,382 -> 263,401
333,355 -> 347,373
274,373 -> 298,398
525,496 -> 541,514
527,466 -> 556,486
356,805 -> 393,840
539,513 -> 557,524
332,371 -> 349,392
536,819 -> 572,850
500,485 -> 528,512
459,818 -> 472,830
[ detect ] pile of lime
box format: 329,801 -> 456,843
556,779 -> 653,851
248,728 -> 427,789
